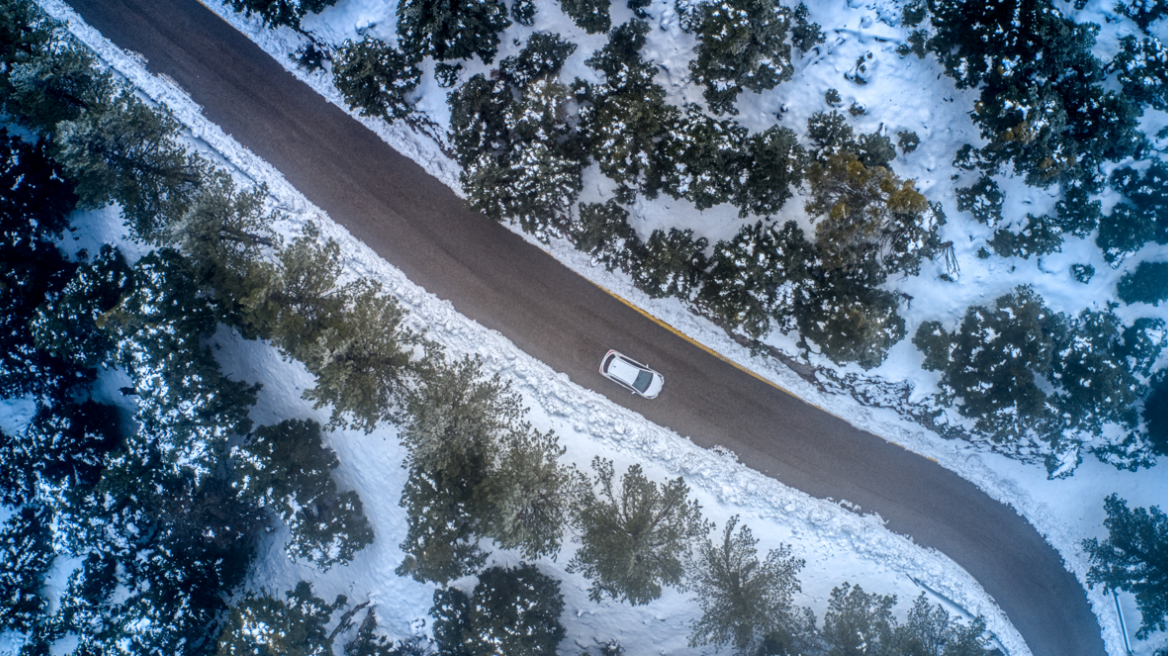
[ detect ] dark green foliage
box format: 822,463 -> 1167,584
559,0 -> 611,34
790,3 -> 824,53
896,130 -> 920,154
795,273 -> 905,371
1098,163 -> 1168,264
1083,495 -> 1168,638
632,228 -> 709,300
569,458 -> 709,605
293,43 -> 328,73
824,88 -> 842,107
698,221 -> 815,338
216,581 -> 344,655
736,126 -> 805,216
435,62 -> 463,88
1051,182 -> 1101,237
1072,263 -> 1094,284
658,105 -> 749,209
0,507 -> 54,632
1118,262 -> 1168,306
902,0 -> 926,26
1114,36 -> 1168,112
512,0 -> 536,25
571,200 -> 643,272
688,516 -> 804,654
396,0 -> 510,63
987,214 -> 1063,259
233,419 -> 374,569
346,608 -> 435,656
4,43 -> 113,133
806,111 -> 894,168
685,0 -> 794,114
397,463 -> 489,584
926,0 -> 1142,186
914,287 -> 1062,441
848,102 -> 866,117
54,89 -> 205,240
888,593 -> 998,656
432,564 -> 566,656
1050,310 -> 1143,437
452,34 -> 584,238
821,583 -> 895,655
581,21 -> 680,199
955,175 -> 1003,227
0,0 -> 54,87
1146,375 -> 1168,456
333,37 -> 421,121
228,0 -> 339,28
1116,0 -> 1168,30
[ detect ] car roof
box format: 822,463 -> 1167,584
608,357 -> 641,384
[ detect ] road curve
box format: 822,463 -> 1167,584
62,1 -> 1106,654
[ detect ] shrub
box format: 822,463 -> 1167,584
1118,262 -> 1168,306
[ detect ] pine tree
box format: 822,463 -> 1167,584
484,426 -> 579,560
0,506 -> 54,632
559,0 -> 611,34
1118,262 -> 1168,306
1147,375 -> 1168,456
345,608 -> 435,656
432,564 -> 566,656
333,37 -> 421,121
790,3 -> 824,53
233,419 -> 374,570
987,214 -> 1063,259
1083,494 -> 1168,639
568,458 -> 709,605
396,0 -> 510,63
0,0 -> 55,94
5,42 -> 113,133
227,0 -> 340,28
914,286 -> 1063,443
688,516 -> 805,654
684,0 -> 794,115
217,581 -> 344,656
571,200 -> 643,273
1050,310 -> 1143,438
736,126 -> 805,216
1097,163 -> 1168,264
795,272 -> 905,370
657,105 -> 749,209
698,220 -> 816,338
1116,0 -> 1168,31
396,463 -> 489,584
820,583 -> 896,656
54,89 -> 205,240
889,593 -> 997,656
632,228 -> 709,301
955,175 -> 1004,228
1114,35 -> 1168,112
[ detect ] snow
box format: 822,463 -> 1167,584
25,0 -> 1168,654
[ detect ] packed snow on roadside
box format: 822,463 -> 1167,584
37,0 -> 1168,654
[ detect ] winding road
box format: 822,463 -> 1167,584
61,1 -> 1108,654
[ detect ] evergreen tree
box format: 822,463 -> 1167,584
632,228 -> 709,300
227,0 -> 340,28
820,583 -> 896,656
345,608 -> 435,656
54,89 -> 205,240
790,3 -> 824,53
914,287 -> 1063,442
1118,262 -> 1168,306
657,105 -> 749,209
216,581 -> 344,655
736,126 -> 805,216
1116,0 -> 1168,31
890,593 -> 997,656
432,564 -> 566,656
698,220 -> 816,338
5,42 -> 113,133
688,516 -> 805,654
0,506 -> 54,632
571,200 -> 644,273
333,37 -> 422,121
794,272 -> 905,370
233,419 -> 374,570
396,463 -> 489,584
955,175 -> 1004,228
568,458 -> 709,605
396,0 -> 510,63
559,0 -> 611,34
1083,495 -> 1168,639
1114,35 -> 1168,112
683,0 -> 794,114
484,426 -> 579,560
1097,163 -> 1168,264
987,214 -> 1063,259
1050,310 -> 1143,438
1147,375 -> 1168,456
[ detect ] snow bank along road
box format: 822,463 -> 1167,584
64,1 -> 1106,654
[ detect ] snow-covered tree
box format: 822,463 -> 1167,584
688,516 -> 804,655
233,419 -> 374,570
1116,0 -> 1168,31
955,175 -> 1004,228
698,220 -> 816,338
987,214 -> 1063,259
569,458 -> 709,605
1050,310 -> 1144,438
396,0 -> 510,63
790,3 -> 824,53
0,506 -> 54,632
333,37 -> 421,121
397,462 -> 490,584
890,593 -> 998,656
1084,495 -> 1168,639
914,286 -> 1062,443
1118,262 -> 1168,307
736,126 -> 805,216
632,228 -> 709,301
217,581 -> 345,656
559,0 -> 611,34
1114,35 -> 1168,112
5,42 -> 112,133
820,583 -> 897,655
1099,162 -> 1168,265
657,105 -> 749,209
794,272 -> 906,371
682,0 -> 794,115
571,200 -> 643,273
227,0 -> 339,28
432,564 -> 565,656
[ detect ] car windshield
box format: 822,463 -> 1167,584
633,370 -> 653,393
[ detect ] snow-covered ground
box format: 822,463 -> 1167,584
33,0 -> 1168,654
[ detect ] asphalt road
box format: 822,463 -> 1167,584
62,1 -> 1108,654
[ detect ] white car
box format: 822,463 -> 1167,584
599,350 -> 665,399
